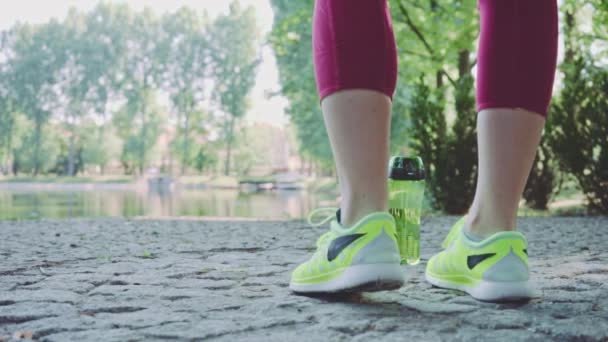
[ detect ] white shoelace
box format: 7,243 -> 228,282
306,207 -> 339,227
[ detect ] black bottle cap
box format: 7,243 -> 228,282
388,156 -> 425,181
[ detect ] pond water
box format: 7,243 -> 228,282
0,188 -> 338,220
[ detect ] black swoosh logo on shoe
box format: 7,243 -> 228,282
467,253 -> 497,270
327,233 -> 366,262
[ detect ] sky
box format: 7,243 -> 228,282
0,0 -> 289,127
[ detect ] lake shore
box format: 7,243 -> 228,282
0,175 -> 336,192
1,216 -> 606,341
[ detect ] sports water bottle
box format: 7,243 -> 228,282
388,156 -> 425,265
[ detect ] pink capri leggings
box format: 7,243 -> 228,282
313,0 -> 558,117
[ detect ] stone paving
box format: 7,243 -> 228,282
0,216 -> 607,341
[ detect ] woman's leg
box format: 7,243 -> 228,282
314,0 -> 397,226
289,0 -> 401,293
322,91 -> 391,226
467,0 -> 558,238
426,0 -> 558,302
467,109 -> 545,237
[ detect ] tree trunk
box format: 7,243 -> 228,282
564,11 -> 575,62
33,119 -> 42,176
98,126 -> 105,176
224,116 -> 236,176
458,49 -> 470,77
299,156 -> 305,174
4,123 -> 13,175
139,91 -> 147,176
67,128 -> 76,176
430,0 -> 439,11
307,157 -> 312,177
436,70 -> 443,88
11,152 -> 18,176
181,110 -> 190,175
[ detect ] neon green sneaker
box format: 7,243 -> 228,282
425,217 -> 533,301
289,210 -> 404,293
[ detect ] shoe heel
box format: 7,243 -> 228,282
335,263 -> 405,292
470,280 -> 534,302
351,229 -> 401,266
290,263 -> 404,293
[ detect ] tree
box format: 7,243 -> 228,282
194,145 -> 218,174
161,8 -> 210,174
0,92 -> 16,174
270,0 -> 334,169
80,3 -> 131,174
408,77 -> 448,210
81,120 -> 121,173
113,89 -> 164,175
50,5 -> 130,176
113,8 -> 167,175
168,108 -> 208,173
270,0 -> 480,190
394,0 -> 479,213
441,71 -> 477,213
12,119 -> 61,174
6,21 -> 68,175
209,2 -> 260,176
546,3 -> 608,213
0,34 -> 16,174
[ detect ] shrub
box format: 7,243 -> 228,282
549,55 -> 608,213
408,75 -> 477,214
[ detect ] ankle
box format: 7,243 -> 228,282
465,208 -> 516,238
339,188 -> 387,226
341,206 -> 387,226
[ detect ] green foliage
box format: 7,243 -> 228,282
81,123 -> 121,173
161,8 -> 210,175
545,4 -> 608,214
269,0 -> 607,214
390,82 -> 412,154
113,90 -> 165,174
408,78 -> 449,211
0,96 -> 16,171
1,113 -> 29,174
395,0 -> 479,214
232,124 -> 278,176
194,146 -> 218,174
550,55 -> 608,213
12,125 -> 61,174
209,2 -> 260,175
0,2 -> 260,177
389,0 -> 478,82
270,0 -> 333,168
523,109 -> 561,210
270,0 -> 484,213
437,73 -> 477,214
50,141 -> 83,176
168,108 -> 207,173
6,21 -> 68,174
51,6 -> 130,176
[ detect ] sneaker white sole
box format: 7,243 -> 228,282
290,263 -> 405,294
425,272 -> 533,302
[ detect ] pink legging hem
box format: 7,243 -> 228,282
477,102 -> 549,118
319,86 -> 396,103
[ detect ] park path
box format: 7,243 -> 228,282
1,216 -> 607,341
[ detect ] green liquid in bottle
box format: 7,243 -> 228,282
388,156 -> 425,266
404,215 -> 421,265
389,207 -> 421,265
